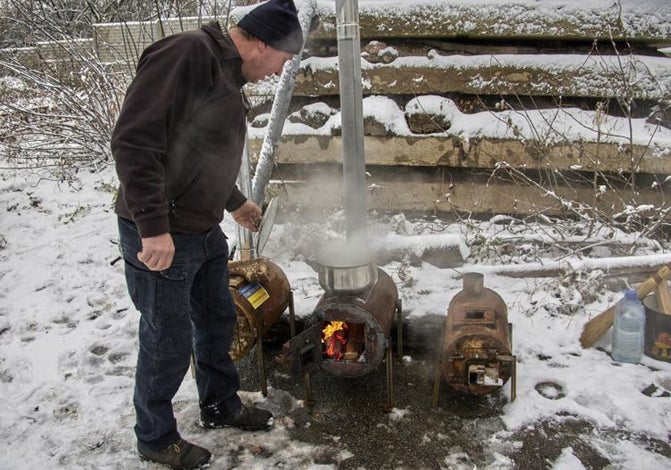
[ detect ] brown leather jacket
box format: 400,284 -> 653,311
112,22 -> 248,238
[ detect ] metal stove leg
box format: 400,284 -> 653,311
385,342 -> 394,412
288,290 -> 296,337
304,372 -> 314,407
256,325 -> 268,397
431,359 -> 442,408
509,322 -> 516,402
511,356 -> 517,402
396,298 -> 403,361
432,333 -> 446,407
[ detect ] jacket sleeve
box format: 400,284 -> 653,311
111,35 -> 214,238
225,185 -> 247,212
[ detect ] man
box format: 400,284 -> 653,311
111,1 -> 304,468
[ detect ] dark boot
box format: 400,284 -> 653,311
138,438 -> 212,469
200,404 -> 273,431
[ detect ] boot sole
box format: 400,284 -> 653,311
199,417 -> 273,432
139,452 -> 213,469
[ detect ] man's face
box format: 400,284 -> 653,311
242,41 -> 295,83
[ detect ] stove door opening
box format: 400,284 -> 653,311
322,321 -> 367,363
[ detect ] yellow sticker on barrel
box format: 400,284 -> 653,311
239,282 -> 270,309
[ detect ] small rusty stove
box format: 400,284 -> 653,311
228,257 -> 296,396
432,272 -> 517,405
283,256 -> 402,410
282,0 -> 403,411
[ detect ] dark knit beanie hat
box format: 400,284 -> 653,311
237,0 -> 303,55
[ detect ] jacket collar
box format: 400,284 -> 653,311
201,21 -> 246,87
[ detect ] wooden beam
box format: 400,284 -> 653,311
247,135 -> 671,175
265,164 -> 669,219
306,4 -> 671,45
292,54 -> 671,100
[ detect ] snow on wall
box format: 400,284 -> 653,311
230,1 -> 671,40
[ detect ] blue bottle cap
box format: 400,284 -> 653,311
623,289 -> 638,300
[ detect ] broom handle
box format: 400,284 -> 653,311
655,281 -> 671,315
580,263 -> 671,348
634,263 -> 671,299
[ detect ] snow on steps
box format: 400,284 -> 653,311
299,0 -> 671,46
241,0 -> 671,218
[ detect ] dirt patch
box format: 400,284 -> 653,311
234,317 -> 670,469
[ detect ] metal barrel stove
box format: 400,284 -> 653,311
432,272 -> 516,405
283,253 -> 402,410
228,257 -> 296,395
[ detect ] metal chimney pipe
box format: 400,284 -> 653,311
336,0 -> 367,244
236,136 -> 255,261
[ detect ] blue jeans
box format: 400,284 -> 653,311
118,217 -> 242,451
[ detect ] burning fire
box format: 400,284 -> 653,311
322,321 -> 348,360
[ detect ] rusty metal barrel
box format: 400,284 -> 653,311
228,257 -> 292,361
434,273 -> 516,400
309,267 -> 398,378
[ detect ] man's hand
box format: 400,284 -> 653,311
232,199 -> 262,232
138,233 -> 175,271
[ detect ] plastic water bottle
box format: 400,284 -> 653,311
611,289 -> 646,363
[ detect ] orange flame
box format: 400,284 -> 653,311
322,321 -> 346,341
322,321 -> 348,360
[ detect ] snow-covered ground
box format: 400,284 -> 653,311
1,163 -> 670,469
1,0 -> 671,468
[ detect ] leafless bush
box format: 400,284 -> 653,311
467,34 -> 671,243
0,8 -> 127,182
0,1 -> 237,47
0,55 -> 123,182
0,0 -> 238,183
